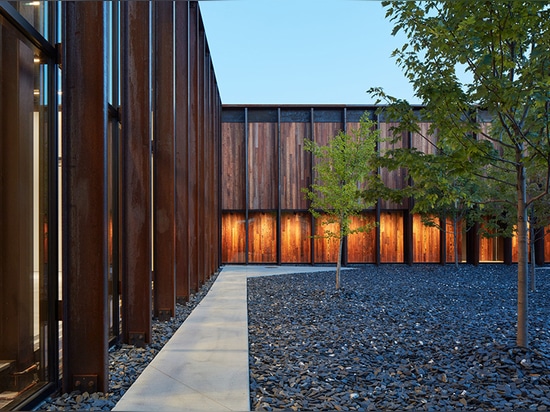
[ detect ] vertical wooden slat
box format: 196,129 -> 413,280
121,0 -> 152,347
62,1 -> 109,392
245,108 -> 250,264
153,0 -> 176,320
277,108 -> 282,265
310,108 -> 315,264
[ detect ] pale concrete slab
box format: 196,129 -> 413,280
113,265 -> 340,412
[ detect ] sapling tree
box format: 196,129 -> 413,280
303,114 -> 379,290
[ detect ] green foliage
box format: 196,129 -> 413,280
371,1 -> 550,347
303,114 -> 379,239
303,114 -> 379,289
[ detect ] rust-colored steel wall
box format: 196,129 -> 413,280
59,0 -> 221,394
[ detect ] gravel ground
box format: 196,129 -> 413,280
36,271 -> 219,411
248,264 -> 550,411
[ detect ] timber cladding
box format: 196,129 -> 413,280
220,105 -> 539,265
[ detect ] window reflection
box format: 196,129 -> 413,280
0,4 -> 57,408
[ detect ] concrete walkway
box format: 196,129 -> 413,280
113,265 -> 338,412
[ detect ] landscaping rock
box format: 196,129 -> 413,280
36,271 -> 219,411
248,264 -> 550,411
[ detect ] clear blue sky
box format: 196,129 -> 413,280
199,0 -> 419,105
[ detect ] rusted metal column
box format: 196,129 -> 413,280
0,26 -> 35,379
208,60 -> 216,276
153,0 -> 176,320
197,20 -> 206,286
62,1 -> 109,393
175,1 -> 190,304
120,1 -> 152,346
188,2 -> 199,293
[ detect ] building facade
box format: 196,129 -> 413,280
221,105 -> 550,266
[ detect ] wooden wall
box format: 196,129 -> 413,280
281,123 -> 311,210
221,123 -> 245,210
221,105 -> 548,265
249,123 -> 277,210
347,214 -> 376,263
281,212 -> 311,263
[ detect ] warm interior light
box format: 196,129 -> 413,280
28,2 -> 41,6
34,89 -> 40,96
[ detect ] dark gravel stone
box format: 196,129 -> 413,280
36,271 -> 220,411
248,264 -> 550,411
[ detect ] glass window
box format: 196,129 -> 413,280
0,6 -> 58,409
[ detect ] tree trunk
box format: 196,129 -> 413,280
516,162 -> 529,348
530,222 -> 536,292
453,216 -> 459,269
336,235 -> 343,290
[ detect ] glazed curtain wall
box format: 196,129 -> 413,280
0,2 -> 60,409
221,106 -> 548,265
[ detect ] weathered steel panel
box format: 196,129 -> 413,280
175,1 -> 190,303
62,1 -> 109,393
120,0 -> 152,346
188,2 -> 199,293
153,0 -> 176,320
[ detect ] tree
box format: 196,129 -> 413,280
371,1 -> 550,347
303,114 -> 378,290
400,151 -> 482,268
